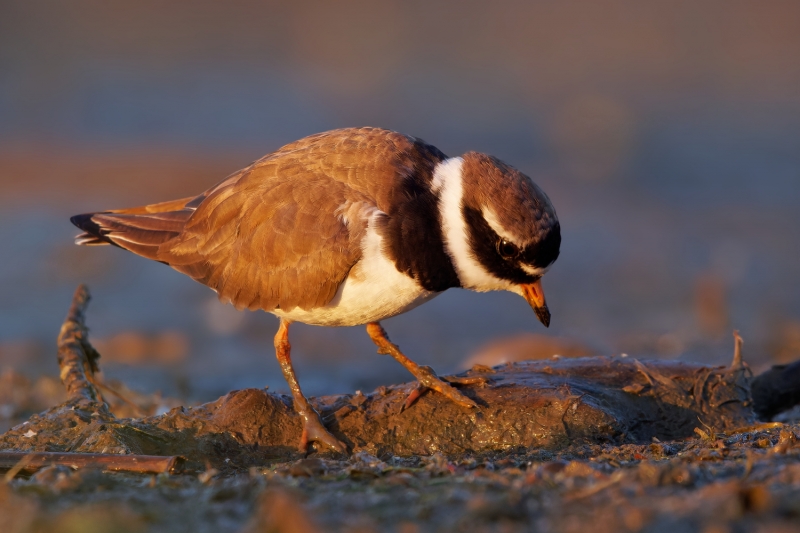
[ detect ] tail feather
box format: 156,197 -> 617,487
92,213 -> 185,242
71,200 -> 195,261
71,212 -> 118,247
74,233 -> 112,246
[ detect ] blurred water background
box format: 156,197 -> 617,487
1,0 -> 799,403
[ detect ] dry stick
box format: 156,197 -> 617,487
2,285 -> 188,479
90,378 -> 148,418
731,330 -> 744,369
0,451 -> 185,476
60,287 -> 147,416
57,284 -> 105,404
2,453 -> 34,482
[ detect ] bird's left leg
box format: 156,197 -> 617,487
366,322 -> 477,410
274,319 -> 347,454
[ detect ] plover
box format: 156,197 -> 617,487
71,127 -> 561,453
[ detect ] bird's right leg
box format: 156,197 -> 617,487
274,319 -> 347,454
366,322 -> 477,410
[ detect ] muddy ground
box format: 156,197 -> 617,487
1,287 -> 800,533
2,392 -> 800,533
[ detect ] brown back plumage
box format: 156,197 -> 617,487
72,127 -> 440,312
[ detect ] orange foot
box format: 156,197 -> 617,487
297,410 -> 347,454
402,365 -> 479,410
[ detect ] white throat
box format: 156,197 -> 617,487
432,157 -> 513,292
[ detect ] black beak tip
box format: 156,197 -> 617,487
535,306 -> 551,328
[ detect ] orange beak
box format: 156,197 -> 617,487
520,279 -> 551,327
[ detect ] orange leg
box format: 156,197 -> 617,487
365,322 -> 477,410
274,319 -> 346,454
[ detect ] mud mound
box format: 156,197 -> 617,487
0,286 -> 760,468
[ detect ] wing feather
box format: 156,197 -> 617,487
74,127 -> 443,313
156,168 -> 363,312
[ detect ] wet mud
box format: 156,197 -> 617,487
0,355 -> 756,467
2,286 -> 800,532
0,287 -> 758,466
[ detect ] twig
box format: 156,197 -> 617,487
731,330 -> 744,369
3,453 -> 34,483
89,377 -> 147,418
0,451 -> 185,477
56,285 -> 106,405
633,359 -> 684,394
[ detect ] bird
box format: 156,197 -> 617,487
70,127 -> 561,454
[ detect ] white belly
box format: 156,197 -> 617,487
272,214 -> 440,327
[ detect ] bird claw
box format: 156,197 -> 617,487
403,366 -> 478,410
403,386 -> 427,411
298,415 -> 347,454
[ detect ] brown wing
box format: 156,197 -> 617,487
166,128 -> 434,311
161,169 -> 366,312
72,127 -> 442,311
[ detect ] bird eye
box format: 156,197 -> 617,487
496,239 -> 519,260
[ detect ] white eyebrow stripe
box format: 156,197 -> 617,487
482,207 -> 527,246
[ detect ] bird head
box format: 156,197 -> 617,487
433,152 -> 561,327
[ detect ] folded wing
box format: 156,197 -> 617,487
70,128 -> 430,312
74,179 -> 362,314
